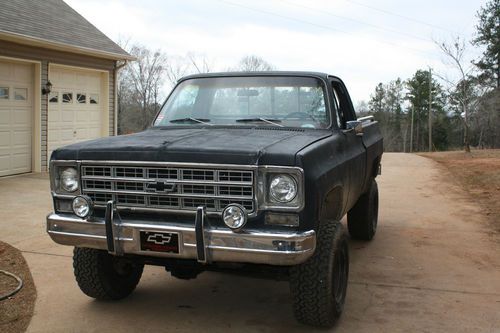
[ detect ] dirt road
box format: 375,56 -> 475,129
1,153 -> 499,332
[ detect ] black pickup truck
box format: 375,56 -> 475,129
47,71 -> 382,327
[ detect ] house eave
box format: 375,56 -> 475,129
0,30 -> 136,61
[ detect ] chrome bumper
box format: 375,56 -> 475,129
46,213 -> 316,266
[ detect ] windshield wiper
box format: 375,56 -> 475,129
169,117 -> 212,126
235,117 -> 284,127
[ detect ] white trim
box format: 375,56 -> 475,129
114,62 -> 119,136
48,62 -> 110,74
0,31 -> 135,61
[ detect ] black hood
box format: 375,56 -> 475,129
51,127 -> 332,166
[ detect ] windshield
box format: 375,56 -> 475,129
154,76 -> 330,129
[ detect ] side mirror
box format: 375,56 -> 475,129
345,120 -> 363,136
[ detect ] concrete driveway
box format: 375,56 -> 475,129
1,153 -> 499,332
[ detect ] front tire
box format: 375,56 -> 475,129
347,178 -> 379,240
73,247 -> 144,300
289,221 -> 349,327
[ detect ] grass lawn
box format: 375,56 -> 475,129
420,149 -> 500,234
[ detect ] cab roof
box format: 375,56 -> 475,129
180,71 -> 338,82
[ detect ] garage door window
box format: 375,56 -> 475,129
62,92 -> 73,103
49,92 -> 58,103
89,93 -> 99,104
77,93 -> 86,104
0,87 -> 8,99
14,88 -> 27,101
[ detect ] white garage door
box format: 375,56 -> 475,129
48,65 -> 106,160
0,60 -> 33,177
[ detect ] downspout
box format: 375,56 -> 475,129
114,60 -> 128,135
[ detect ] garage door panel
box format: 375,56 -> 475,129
11,152 -> 30,168
75,109 -> 89,122
13,129 -> 31,146
13,108 -> 31,124
14,65 -> 32,81
0,156 -> 12,176
62,109 -> 75,122
0,108 -> 10,123
0,62 -> 13,78
90,110 -> 100,121
0,131 -> 10,148
58,129 -> 75,141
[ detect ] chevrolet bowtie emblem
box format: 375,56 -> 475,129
146,181 -> 176,193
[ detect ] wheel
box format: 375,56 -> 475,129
289,221 -> 349,327
347,178 -> 379,240
73,247 -> 144,300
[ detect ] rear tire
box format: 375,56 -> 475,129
73,247 -> 144,300
347,178 -> 379,240
289,221 -> 349,327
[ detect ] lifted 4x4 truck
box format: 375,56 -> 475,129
47,72 -> 382,327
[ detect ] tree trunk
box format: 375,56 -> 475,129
463,103 -> 470,152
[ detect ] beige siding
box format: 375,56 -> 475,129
41,60 -> 48,171
0,39 -> 117,171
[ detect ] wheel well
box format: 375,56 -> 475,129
320,186 -> 344,222
372,157 -> 381,178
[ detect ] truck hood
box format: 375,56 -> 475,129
51,127 -> 332,166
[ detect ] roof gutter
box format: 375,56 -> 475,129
113,60 -> 129,136
0,30 -> 136,61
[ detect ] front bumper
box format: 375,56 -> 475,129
46,212 -> 316,266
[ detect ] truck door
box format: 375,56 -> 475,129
330,80 -> 367,212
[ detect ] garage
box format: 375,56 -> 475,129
0,0 -> 133,174
47,65 -> 109,162
0,59 -> 33,176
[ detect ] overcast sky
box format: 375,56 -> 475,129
66,0 -> 486,103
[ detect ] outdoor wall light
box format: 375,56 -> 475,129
42,80 -> 52,95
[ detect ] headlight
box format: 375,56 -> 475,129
61,167 -> 78,192
269,174 -> 297,203
222,204 -> 248,231
72,195 -> 93,218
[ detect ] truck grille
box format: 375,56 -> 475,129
80,164 -> 255,213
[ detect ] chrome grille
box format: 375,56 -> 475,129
81,164 -> 255,213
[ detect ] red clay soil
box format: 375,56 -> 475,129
0,241 -> 36,333
420,149 -> 500,234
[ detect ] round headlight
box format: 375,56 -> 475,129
222,204 -> 247,231
269,174 -> 297,203
61,167 -> 78,192
72,195 -> 93,218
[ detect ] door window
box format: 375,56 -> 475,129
89,94 -> 99,104
14,88 -> 27,101
49,92 -> 59,103
62,92 -> 73,103
0,87 -> 8,99
77,93 -> 86,104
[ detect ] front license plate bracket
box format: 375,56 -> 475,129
140,231 -> 180,254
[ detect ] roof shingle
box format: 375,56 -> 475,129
0,0 -> 130,59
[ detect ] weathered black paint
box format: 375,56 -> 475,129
51,72 -> 383,233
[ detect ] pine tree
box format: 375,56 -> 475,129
473,0 -> 500,88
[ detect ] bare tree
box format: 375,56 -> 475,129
234,55 -> 275,71
436,37 -> 475,152
163,53 -> 214,89
186,52 -> 213,74
119,44 -> 167,132
164,55 -> 190,88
